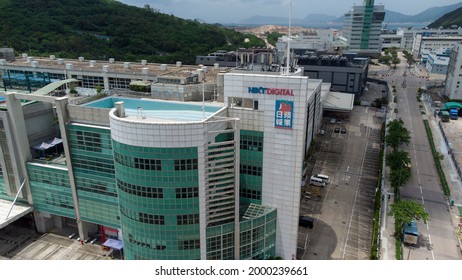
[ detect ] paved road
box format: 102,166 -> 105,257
383,53 -> 461,260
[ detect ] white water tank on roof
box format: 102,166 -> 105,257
103,65 -> 109,72
22,53 -> 28,58
124,62 -> 131,69
66,63 -> 74,70
196,69 -> 204,82
217,72 -> 224,87
109,58 -> 115,63
176,61 -> 182,67
201,66 -> 208,73
141,60 -> 147,65
142,67 -> 149,75
0,59 -> 6,65
214,63 -> 219,69
160,64 -> 168,71
58,59 -> 65,65
50,55 -> 56,60
31,61 -> 39,68
26,57 -> 33,63
78,56 -> 85,62
89,60 -> 96,67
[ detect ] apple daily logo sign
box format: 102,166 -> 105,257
275,100 -> 293,129
248,87 -> 294,96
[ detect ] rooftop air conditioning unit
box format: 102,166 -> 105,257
124,62 -> 131,69
78,57 -> 85,62
50,55 -> 56,60
66,63 -> 74,70
201,66 -> 208,73
57,59 -> 65,65
141,60 -> 147,65
89,60 -> 96,67
109,58 -> 115,64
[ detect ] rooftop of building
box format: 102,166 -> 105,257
1,55 -> 230,84
92,96 -> 225,123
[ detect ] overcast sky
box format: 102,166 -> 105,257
118,0 -> 462,23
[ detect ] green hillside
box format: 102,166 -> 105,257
0,0 -> 264,64
427,7 -> 462,28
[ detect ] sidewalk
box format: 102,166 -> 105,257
422,98 -> 462,255
380,84 -> 397,260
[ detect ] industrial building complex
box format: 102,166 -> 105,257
0,51 -> 347,260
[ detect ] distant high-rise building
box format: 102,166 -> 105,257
343,0 -> 385,57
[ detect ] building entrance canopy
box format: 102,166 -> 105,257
0,199 -> 33,229
102,238 -> 123,250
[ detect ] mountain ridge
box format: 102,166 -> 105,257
240,2 -> 462,28
0,0 -> 265,64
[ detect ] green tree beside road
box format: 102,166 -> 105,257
385,119 -> 411,151
389,200 -> 430,231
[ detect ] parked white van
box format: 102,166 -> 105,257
310,176 -> 326,187
315,174 -> 329,184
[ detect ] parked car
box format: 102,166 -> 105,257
330,118 -> 336,124
299,216 -> 314,229
334,127 -> 340,133
341,128 -> 347,134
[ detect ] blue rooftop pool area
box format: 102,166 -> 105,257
84,96 -> 223,122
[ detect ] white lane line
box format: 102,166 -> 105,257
428,234 -> 435,260
419,185 -> 423,194
421,196 -> 425,205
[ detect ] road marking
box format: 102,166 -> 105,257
347,166 -> 349,172
428,234 -> 435,260
419,185 -> 423,194
342,126 -> 370,260
421,196 -> 425,205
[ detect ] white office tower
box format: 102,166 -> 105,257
444,43 -> 462,100
343,0 -> 385,57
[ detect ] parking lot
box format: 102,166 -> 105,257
298,103 -> 383,260
0,219 -> 115,260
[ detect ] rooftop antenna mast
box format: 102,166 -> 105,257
286,0 -> 292,75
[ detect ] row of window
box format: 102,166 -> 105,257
128,234 -> 166,251
120,205 -> 165,225
240,188 -> 262,200
120,205 -> 199,226
135,158 -> 162,171
77,178 -> 117,197
73,158 -> 115,174
240,164 -> 262,176
174,159 -> 198,171
116,178 -> 163,198
115,152 -> 198,172
240,135 -> 263,152
177,214 -> 199,225
176,187 -> 199,199
76,131 -> 102,152
127,234 -> 199,251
